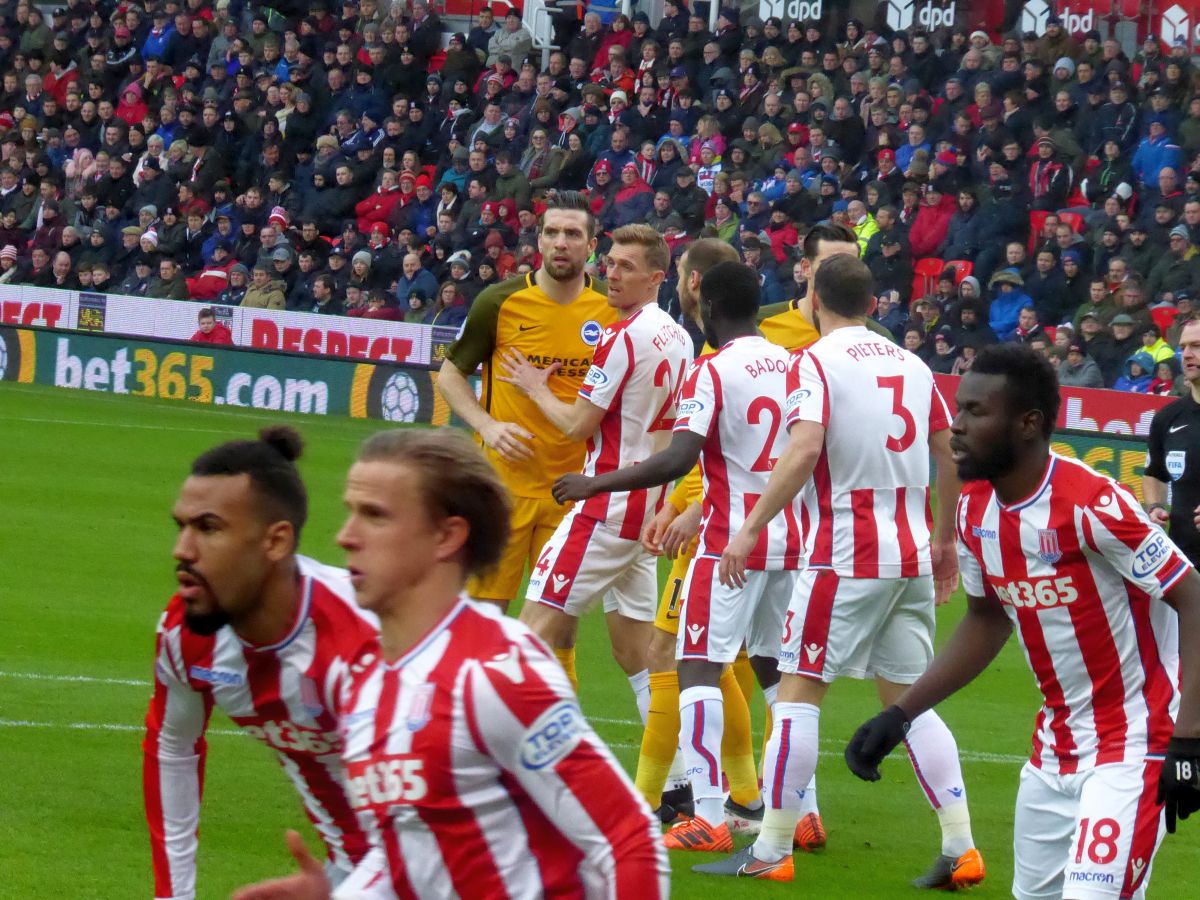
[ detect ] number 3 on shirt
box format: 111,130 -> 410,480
878,376 -> 916,452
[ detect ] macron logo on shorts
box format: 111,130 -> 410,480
801,643 -> 824,672
686,624 -> 706,646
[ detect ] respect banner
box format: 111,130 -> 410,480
0,283 -> 436,366
0,325 -> 466,425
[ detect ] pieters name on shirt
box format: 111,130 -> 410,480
521,353 -> 592,379
346,755 -> 429,810
845,340 -> 907,362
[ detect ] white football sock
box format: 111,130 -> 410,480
679,685 -> 725,826
753,701 -> 819,861
904,710 -> 975,857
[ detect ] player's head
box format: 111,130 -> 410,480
811,253 -> 875,319
606,224 -> 668,311
800,222 -> 859,283
173,426 -> 308,635
539,190 -> 598,282
951,343 -> 1061,483
678,237 -> 740,326
698,261 -> 760,347
338,429 -> 511,615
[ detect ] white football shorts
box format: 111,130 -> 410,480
1012,759 -> 1165,900
676,556 -> 795,664
526,508 -> 657,621
778,569 -> 934,683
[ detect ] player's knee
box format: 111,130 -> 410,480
519,602 -> 576,649
647,629 -> 678,672
610,636 -> 648,675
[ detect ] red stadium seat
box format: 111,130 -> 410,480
1029,211 -> 1050,254
943,260 -> 973,283
913,257 -> 944,300
1152,306 -> 1178,335
1058,212 -> 1085,233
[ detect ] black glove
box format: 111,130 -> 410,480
1158,736 -> 1200,834
845,705 -> 910,782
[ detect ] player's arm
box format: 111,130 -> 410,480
466,643 -> 669,898
438,290 -> 535,462
1079,486 -> 1200,830
1142,411 -> 1171,525
233,832 -> 395,900
497,347 -> 606,441
844,590 -> 1013,781
143,610 -> 215,900
929,427 -> 962,605
718,420 -> 824,588
1157,570 -> 1200,832
553,431 -> 704,503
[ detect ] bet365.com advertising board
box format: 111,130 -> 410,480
0,325 -> 470,425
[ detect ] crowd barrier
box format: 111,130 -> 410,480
0,324 -> 473,425
0,283 -> 462,368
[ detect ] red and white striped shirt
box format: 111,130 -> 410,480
785,325 -> 949,578
143,556 -> 378,900
335,599 -> 668,899
957,454 -> 1190,774
675,335 -> 804,569
577,302 -> 692,539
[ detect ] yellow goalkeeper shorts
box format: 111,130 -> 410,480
468,494 -> 566,602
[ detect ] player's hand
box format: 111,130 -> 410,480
497,348 -> 560,396
661,502 -> 702,559
641,504 -> 681,555
1150,506 -> 1169,526
718,528 -> 757,589
231,830 -> 331,900
553,473 -> 594,503
1158,736 -> 1200,833
845,706 -> 911,782
1191,503 -> 1200,530
931,538 -> 960,607
479,419 -> 535,462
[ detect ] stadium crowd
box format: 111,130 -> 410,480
1,0 -> 1199,389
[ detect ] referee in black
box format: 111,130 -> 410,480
1144,319 -> 1200,564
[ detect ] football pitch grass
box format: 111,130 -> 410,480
2,380 -> 1198,899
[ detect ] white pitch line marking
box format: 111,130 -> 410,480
0,672 -> 1028,764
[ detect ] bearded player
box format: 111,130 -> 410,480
437,191 -> 616,691
144,427 -> 378,900
847,344 -> 1200,900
